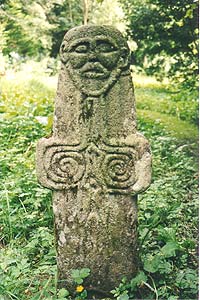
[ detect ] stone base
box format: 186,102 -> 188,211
54,190 -> 138,295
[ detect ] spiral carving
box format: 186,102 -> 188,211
37,140 -> 140,192
44,146 -> 85,189
102,152 -> 136,189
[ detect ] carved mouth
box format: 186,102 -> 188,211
83,70 -> 107,79
81,63 -> 109,79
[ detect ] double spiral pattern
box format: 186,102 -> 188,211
102,152 -> 136,189
45,146 -> 85,189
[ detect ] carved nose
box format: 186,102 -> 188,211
88,53 -> 98,62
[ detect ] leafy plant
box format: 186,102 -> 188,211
55,268 -> 90,300
71,268 -> 90,285
121,0 -> 198,89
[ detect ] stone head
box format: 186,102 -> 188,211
60,25 -> 130,96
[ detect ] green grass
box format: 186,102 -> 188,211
134,74 -> 198,157
137,109 -> 198,140
0,71 -> 198,299
134,74 -> 199,125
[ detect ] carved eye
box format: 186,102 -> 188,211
73,43 -> 89,53
96,41 -> 117,53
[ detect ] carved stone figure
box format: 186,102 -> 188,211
36,25 -> 151,298
60,26 -> 129,96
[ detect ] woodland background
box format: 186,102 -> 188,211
0,0 -> 198,299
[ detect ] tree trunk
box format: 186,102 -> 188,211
83,0 -> 89,25
68,0 -> 73,23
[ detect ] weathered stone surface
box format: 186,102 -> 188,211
36,25 -> 151,297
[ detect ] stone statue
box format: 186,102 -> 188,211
36,25 -> 151,298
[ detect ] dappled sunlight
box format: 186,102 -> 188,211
0,69 -> 55,122
2,59 -> 58,90
91,0 -> 127,33
132,71 -> 169,89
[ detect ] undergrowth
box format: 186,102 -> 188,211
0,73 -> 198,299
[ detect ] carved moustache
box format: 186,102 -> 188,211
80,62 -> 110,79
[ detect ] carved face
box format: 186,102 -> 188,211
60,26 -> 129,96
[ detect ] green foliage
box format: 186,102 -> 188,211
0,0 -> 83,58
56,268 -> 90,300
111,76 -> 198,300
71,268 -> 91,285
53,268 -> 91,300
57,288 -> 70,299
134,82 -> 199,125
112,119 -> 198,299
0,78 -> 54,118
0,72 -> 198,299
0,0 -> 52,57
48,0 -> 83,57
0,0 -> 112,59
0,75 -> 56,299
121,0 -> 199,89
111,117 -> 198,299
